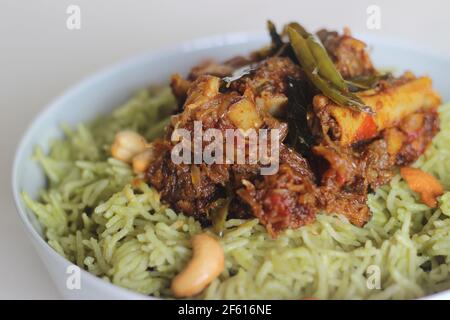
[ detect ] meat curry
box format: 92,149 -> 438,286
144,22 -> 441,236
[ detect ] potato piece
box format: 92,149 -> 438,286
227,98 -> 263,130
400,167 -> 444,208
255,93 -> 289,117
185,76 -> 220,108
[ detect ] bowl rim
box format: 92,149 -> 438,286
11,30 -> 450,300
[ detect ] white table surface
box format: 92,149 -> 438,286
1,0 -> 449,299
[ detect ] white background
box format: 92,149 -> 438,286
0,0 -> 449,299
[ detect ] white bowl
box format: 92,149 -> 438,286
12,32 -> 450,300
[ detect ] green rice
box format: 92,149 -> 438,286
23,87 -> 450,299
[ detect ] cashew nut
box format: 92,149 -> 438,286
111,130 -> 148,163
171,233 -> 224,298
132,146 -> 154,174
